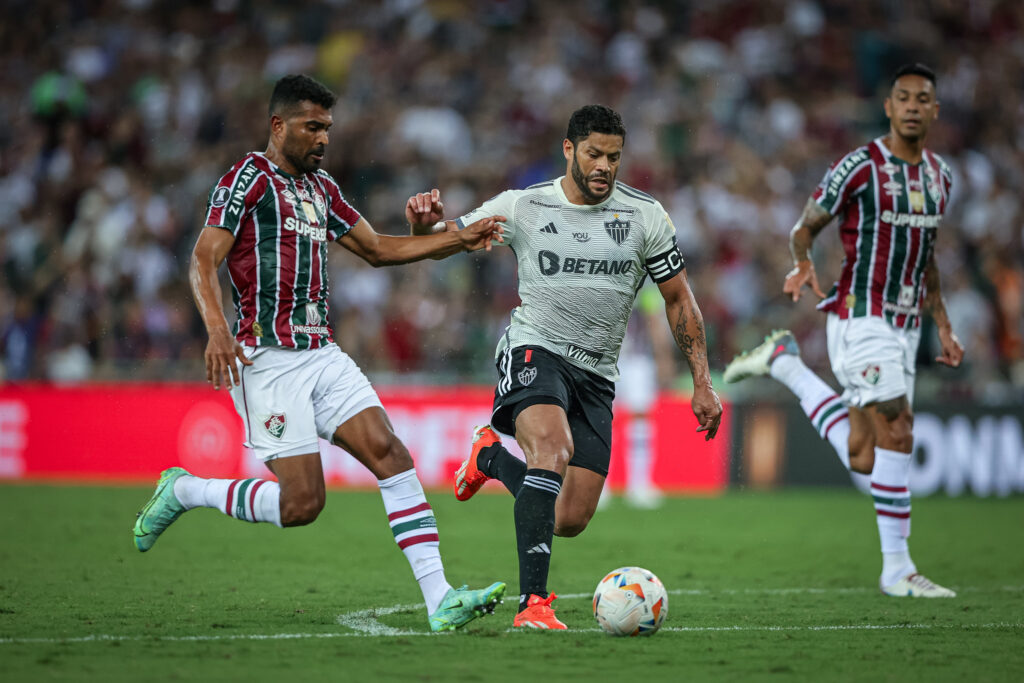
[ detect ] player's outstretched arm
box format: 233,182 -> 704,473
922,251 -> 964,367
783,198 -> 834,302
658,271 -> 723,441
189,226 -> 253,389
337,215 -> 505,266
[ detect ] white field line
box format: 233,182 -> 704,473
2,586 -> 1022,645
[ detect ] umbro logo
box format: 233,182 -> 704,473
539,222 -> 558,234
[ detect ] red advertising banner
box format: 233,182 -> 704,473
0,384 -> 729,493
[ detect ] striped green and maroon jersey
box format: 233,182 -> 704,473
204,152 -> 360,349
812,137 -> 952,329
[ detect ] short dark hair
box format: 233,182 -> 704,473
890,63 -> 937,88
269,74 -> 336,118
565,104 -> 626,146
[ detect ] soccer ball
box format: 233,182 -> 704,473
592,566 -> 668,636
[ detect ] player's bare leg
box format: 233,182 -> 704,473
509,404 -> 570,629
265,452 -> 325,526
333,407 -> 506,628
846,406 -> 876,474
331,406 -> 415,478
554,466 -> 605,538
864,396 -> 954,597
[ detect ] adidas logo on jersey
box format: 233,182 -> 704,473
539,222 -> 558,234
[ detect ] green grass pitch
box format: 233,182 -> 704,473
0,484 -> 1021,682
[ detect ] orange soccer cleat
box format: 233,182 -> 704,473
512,593 -> 567,630
453,425 -> 500,501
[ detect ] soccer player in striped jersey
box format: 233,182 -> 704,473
132,74 -> 508,631
724,64 -> 963,598
413,105 -> 722,628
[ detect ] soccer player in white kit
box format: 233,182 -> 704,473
132,75 -> 508,631
725,64 -> 962,597
413,105 -> 723,628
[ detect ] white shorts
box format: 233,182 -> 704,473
230,344 -> 383,460
826,314 -> 920,408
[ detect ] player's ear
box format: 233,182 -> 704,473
883,95 -> 893,121
563,139 -> 574,162
270,114 -> 286,139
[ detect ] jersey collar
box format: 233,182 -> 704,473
254,151 -> 304,180
874,136 -> 925,167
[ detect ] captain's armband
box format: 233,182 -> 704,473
645,245 -> 685,283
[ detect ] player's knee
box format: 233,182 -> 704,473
524,443 -> 572,473
378,435 -> 414,473
343,430 -> 414,478
890,423 -> 913,453
280,492 -> 325,527
883,414 -> 914,453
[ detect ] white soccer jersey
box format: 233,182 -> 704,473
456,177 -> 684,381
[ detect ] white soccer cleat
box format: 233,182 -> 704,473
723,329 -> 800,383
881,572 -> 956,598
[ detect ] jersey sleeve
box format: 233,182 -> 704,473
642,202 -> 685,283
454,190 -> 517,247
317,172 -> 361,241
205,162 -> 267,236
811,148 -> 872,216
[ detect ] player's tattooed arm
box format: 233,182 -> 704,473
789,199 -> 833,262
923,250 -> 964,368
672,306 -> 707,375
659,271 -> 723,440
783,199 -> 833,302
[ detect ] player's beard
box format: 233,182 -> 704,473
571,153 -> 614,204
284,137 -> 324,175
898,125 -> 926,143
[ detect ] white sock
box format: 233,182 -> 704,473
174,475 -> 282,527
770,355 -> 852,469
378,469 -> 451,614
626,417 -> 654,493
870,447 -> 916,586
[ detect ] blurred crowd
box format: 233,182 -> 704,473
1,0 -> 1021,402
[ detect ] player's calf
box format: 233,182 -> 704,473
553,519 -> 589,538
847,415 -> 876,473
279,494 -> 324,526
553,500 -> 595,537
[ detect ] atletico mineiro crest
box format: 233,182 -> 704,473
264,413 -> 286,439
604,216 -> 630,245
518,366 -> 537,386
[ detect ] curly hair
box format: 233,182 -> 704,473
565,104 -> 626,146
